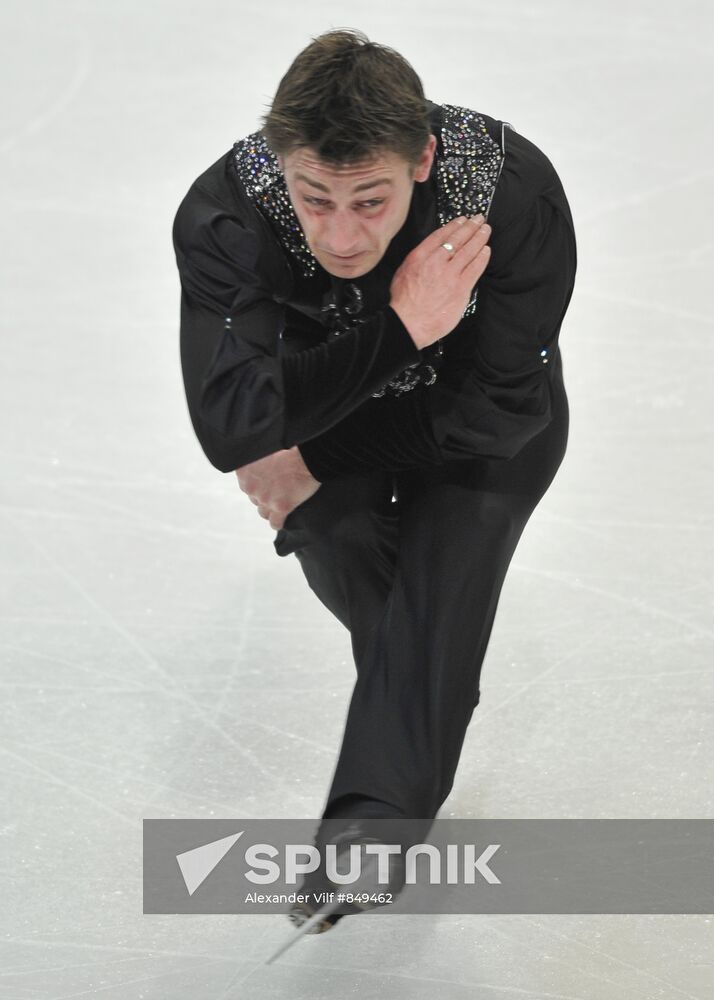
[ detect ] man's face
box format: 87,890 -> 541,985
278,135 -> 436,278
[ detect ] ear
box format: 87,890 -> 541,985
412,134 -> 437,183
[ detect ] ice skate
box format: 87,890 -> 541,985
287,900 -> 344,933
265,825 -> 407,964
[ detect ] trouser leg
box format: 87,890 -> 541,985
322,480 -> 532,821
274,363 -> 569,824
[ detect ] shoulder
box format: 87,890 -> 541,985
427,101 -> 563,227
172,146 -> 292,298
478,112 -> 567,230
173,149 -> 236,247
172,150 -> 257,271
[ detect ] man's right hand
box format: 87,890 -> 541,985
389,215 -> 491,349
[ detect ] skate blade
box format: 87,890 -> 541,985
265,898 -> 343,965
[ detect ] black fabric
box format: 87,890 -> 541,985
274,354 -> 569,822
172,107 -> 577,478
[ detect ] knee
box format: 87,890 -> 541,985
309,507 -> 381,555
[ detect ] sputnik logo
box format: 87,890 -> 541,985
176,831 -> 244,896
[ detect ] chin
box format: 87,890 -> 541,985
323,254 -> 379,279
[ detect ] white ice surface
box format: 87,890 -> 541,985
0,1 -> 712,997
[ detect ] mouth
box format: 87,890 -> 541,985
330,251 -> 364,261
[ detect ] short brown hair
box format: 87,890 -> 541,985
260,28 -> 431,174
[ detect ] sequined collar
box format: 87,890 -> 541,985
231,103 -> 505,288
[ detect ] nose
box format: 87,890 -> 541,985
320,212 -> 362,257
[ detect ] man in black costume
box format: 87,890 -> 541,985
172,29 -> 577,932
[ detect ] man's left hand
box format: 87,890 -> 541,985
235,446 -> 321,531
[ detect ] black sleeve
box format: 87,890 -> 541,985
173,187 -> 423,473
297,168 -> 577,481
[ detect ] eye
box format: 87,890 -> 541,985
303,197 -> 384,209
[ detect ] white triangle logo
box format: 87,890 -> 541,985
176,831 -> 244,896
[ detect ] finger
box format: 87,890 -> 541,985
460,241 -> 492,281
425,214 -> 486,256
452,220 -> 490,267
431,220 -> 487,265
456,219 -> 490,255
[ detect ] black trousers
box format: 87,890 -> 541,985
273,354 -> 569,825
